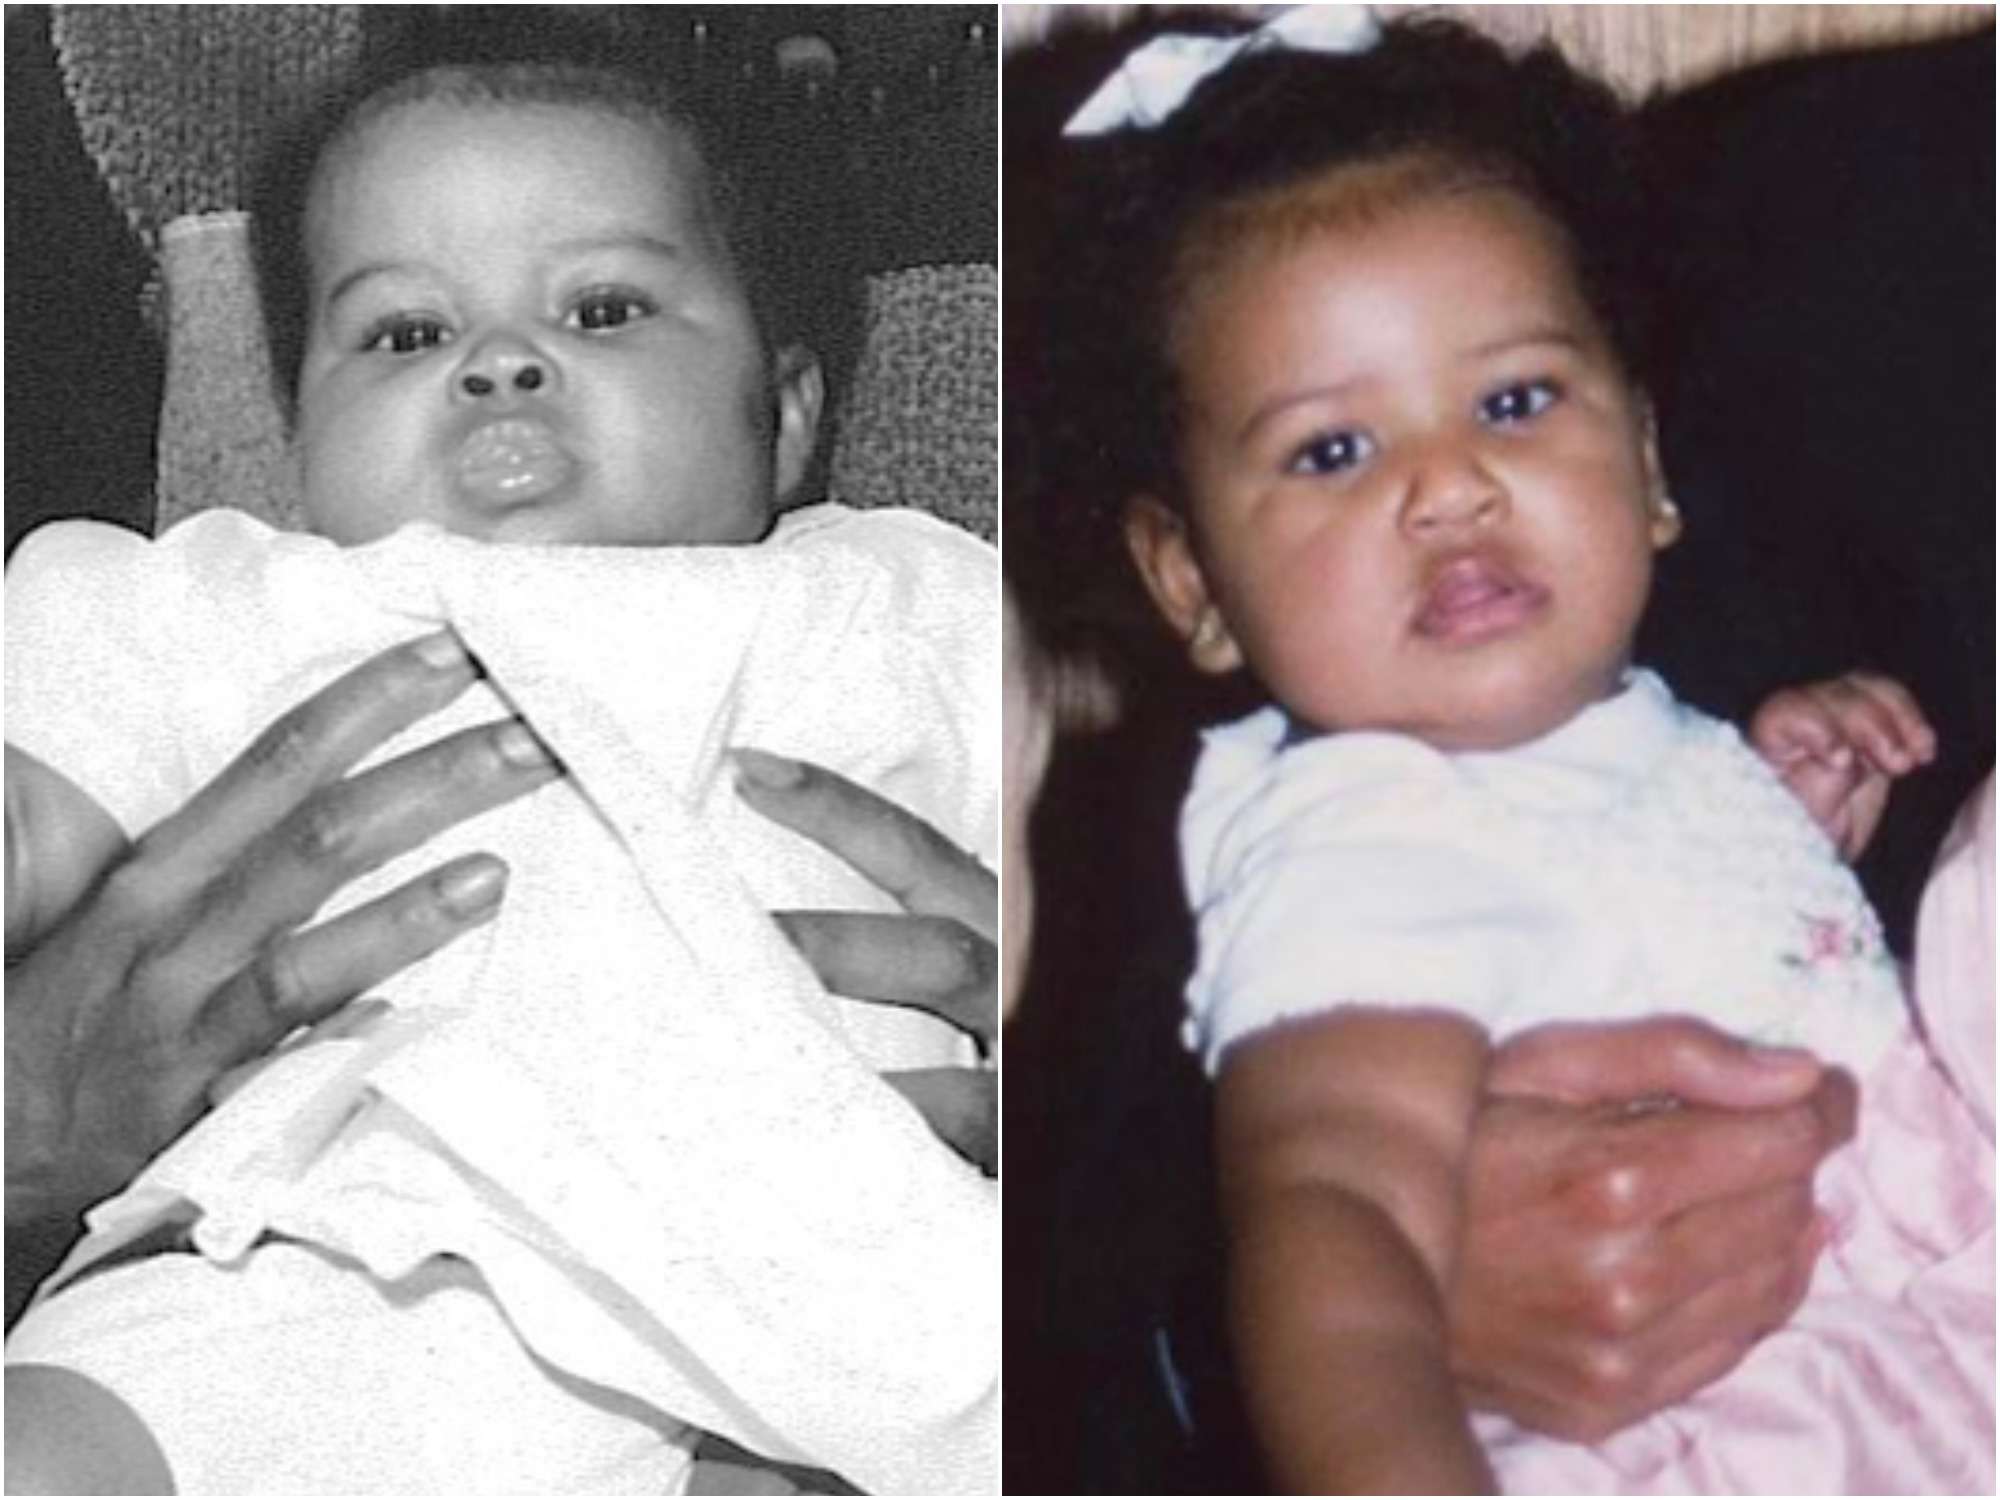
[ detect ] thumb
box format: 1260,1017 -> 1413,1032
1489,1016 -> 1823,1109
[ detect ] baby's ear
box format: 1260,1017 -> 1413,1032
1634,402 -> 1681,550
1123,495 -> 1242,674
770,345 -> 824,502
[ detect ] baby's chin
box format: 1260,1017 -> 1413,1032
1291,662 -> 1625,754
1425,673 -> 1627,753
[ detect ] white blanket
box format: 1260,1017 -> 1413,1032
7,505 -> 998,1492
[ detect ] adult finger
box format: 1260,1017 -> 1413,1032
771,911 -> 995,1044
731,750 -> 994,938
1623,1221 -> 1822,1408
136,633 -> 480,885
1538,1211 -> 1822,1441
1489,1015 -> 1824,1111
1585,1177 -> 1820,1345
1455,1181 -> 1823,1440
883,1068 -> 996,1175
187,856 -> 511,1077
1560,1091 -> 1841,1230
160,718 -> 558,1000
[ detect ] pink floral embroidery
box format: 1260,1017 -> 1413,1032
1783,913 -> 1876,972
1804,918 -> 1848,963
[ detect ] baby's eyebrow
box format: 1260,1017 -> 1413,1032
320,237 -> 684,312
1236,375 -> 1368,447
322,260 -> 425,311
1461,325 -> 1587,360
545,233 -> 683,264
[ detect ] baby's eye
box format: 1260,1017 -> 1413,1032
1480,380 -> 1560,425
569,290 -> 657,333
361,315 -> 450,356
1287,429 -> 1374,477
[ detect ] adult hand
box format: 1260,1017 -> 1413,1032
731,748 -> 996,1174
5,632 -> 559,1240
1448,1016 -> 1855,1442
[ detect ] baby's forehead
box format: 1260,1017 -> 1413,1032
301,96 -> 721,275
319,94 -> 702,193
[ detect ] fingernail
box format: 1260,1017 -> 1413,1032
731,747 -> 803,790
414,631 -> 468,672
497,723 -> 556,769
439,860 -> 506,916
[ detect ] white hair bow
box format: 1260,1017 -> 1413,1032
1063,5 -> 1381,138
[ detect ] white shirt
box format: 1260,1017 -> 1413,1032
1180,671 -> 1906,1079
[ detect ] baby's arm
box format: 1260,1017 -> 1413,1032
1216,1004 -> 1497,1493
1750,671 -> 1935,861
6,746 -> 129,958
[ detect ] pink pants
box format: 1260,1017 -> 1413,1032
1914,773 -> 1994,1137
1486,775 -> 1996,1494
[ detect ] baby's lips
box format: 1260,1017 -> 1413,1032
455,418 -> 576,504
1413,552 -> 1546,640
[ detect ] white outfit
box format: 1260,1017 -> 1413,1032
1180,670 -> 1993,1493
5,505 -> 998,1494
1182,670 -> 1904,1077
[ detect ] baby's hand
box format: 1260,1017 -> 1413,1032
1749,671 -> 1935,860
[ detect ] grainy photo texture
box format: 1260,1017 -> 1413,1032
5,8 -> 997,1493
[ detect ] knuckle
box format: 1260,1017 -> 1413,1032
397,879 -> 457,938
245,940 -> 310,1023
242,709 -> 324,786
1573,1338 -> 1639,1403
286,795 -> 363,871
1573,1161 -> 1648,1229
126,943 -> 216,1028
1587,1268 -> 1654,1339
940,918 -> 994,989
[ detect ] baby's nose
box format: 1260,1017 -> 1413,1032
455,334 -> 553,400
462,364 -> 544,397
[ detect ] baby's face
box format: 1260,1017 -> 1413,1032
295,100 -> 817,547
1133,179 -> 1677,751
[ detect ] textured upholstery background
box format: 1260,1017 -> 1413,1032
1004,4 -> 1993,94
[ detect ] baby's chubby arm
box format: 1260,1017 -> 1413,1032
5,746 -> 128,958
1216,1004 -> 1498,1494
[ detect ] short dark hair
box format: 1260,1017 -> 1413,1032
252,49 -> 859,424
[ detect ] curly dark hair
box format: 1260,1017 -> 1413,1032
1010,14 -> 1658,699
